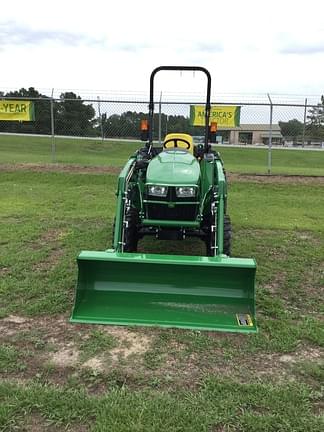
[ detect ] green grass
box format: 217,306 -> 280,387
221,145 -> 324,175
0,345 -> 21,373
229,181 -> 324,232
293,361 -> 324,387
1,168 -> 323,431
0,134 -> 140,166
1,170 -> 323,318
1,134 -> 324,175
0,379 -> 323,431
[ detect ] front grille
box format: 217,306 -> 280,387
147,203 -> 198,221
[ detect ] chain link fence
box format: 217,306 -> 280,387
0,94 -> 324,174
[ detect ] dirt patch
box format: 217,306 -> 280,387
297,233 -> 315,241
0,316 -> 153,381
110,331 -> 151,362
22,413 -> 89,432
241,347 -> 324,382
0,315 -> 30,336
0,163 -> 120,175
1,314 -> 77,347
279,347 -> 323,363
29,228 -> 67,250
302,262 -> 324,299
50,347 -> 80,368
32,248 -> 64,272
82,357 -> 105,372
1,163 -> 323,183
29,228 -> 67,270
0,266 -> 11,277
3,315 -> 30,324
229,173 -> 324,185
21,414 -> 59,432
294,231 -> 323,247
39,228 -> 67,243
262,272 -> 287,295
1,314 -> 322,393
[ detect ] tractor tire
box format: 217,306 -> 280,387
223,214 -> 232,256
205,214 -> 232,257
123,208 -> 139,252
112,217 -> 116,248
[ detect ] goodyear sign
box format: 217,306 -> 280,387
0,100 -> 35,121
190,105 -> 240,128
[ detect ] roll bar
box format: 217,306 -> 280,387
148,66 -> 211,154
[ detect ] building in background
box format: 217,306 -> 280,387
217,124 -> 282,145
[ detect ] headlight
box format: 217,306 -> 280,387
176,186 -> 196,197
148,185 -> 168,197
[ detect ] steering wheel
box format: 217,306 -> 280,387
163,138 -> 191,150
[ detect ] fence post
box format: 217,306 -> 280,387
50,89 -> 56,163
267,94 -> 273,175
97,96 -> 104,143
302,98 -> 307,147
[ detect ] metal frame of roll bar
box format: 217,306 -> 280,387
148,66 -> 212,154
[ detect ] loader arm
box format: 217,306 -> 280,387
215,159 -> 226,256
113,157 -> 136,251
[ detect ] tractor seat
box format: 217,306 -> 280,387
163,133 -> 194,155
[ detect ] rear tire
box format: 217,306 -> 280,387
223,214 -> 232,256
112,217 -> 116,248
123,208 -> 139,252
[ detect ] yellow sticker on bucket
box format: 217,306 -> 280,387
236,314 -> 253,326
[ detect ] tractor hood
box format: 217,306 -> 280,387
146,150 -> 200,185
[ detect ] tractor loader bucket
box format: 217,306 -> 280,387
71,251 -> 257,333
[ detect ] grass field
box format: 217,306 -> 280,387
0,164 -> 323,431
1,133 -> 324,175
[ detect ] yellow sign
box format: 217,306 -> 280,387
0,100 -> 35,121
190,105 -> 240,128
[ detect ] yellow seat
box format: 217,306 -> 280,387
163,133 -> 194,154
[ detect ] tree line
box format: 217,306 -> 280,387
101,111 -> 202,138
0,87 -> 200,138
0,88 -> 96,136
1,87 -> 324,141
279,97 -> 324,142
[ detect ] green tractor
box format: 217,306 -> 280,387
71,66 -> 257,332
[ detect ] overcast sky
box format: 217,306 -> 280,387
1,0 -> 324,100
